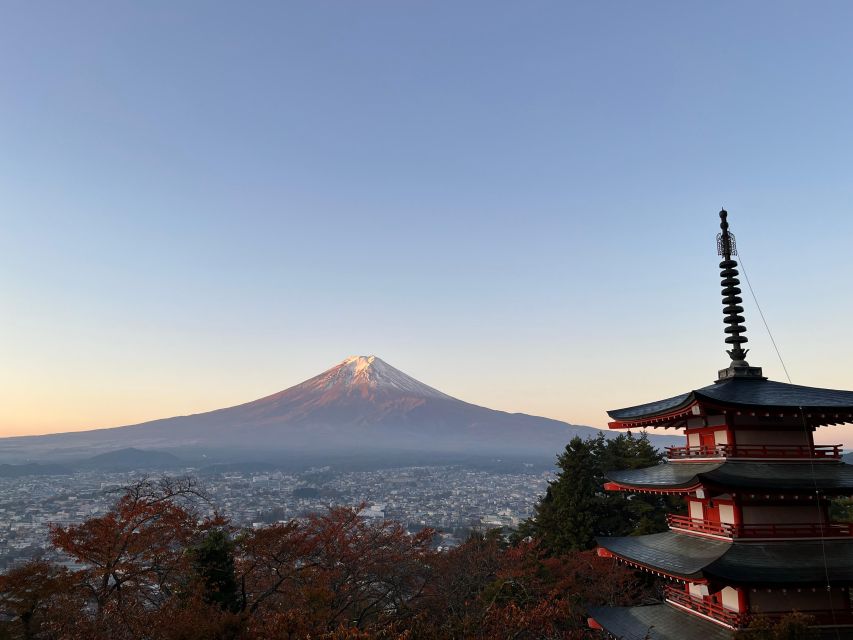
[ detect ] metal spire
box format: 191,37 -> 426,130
716,209 -> 763,381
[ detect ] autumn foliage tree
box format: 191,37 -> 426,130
237,505 -> 435,637
414,530 -> 645,640
0,476 -> 652,640
0,560 -> 73,640
46,476 -> 228,639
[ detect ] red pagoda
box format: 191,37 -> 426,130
588,210 -> 853,639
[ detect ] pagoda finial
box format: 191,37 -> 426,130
715,209 -> 764,381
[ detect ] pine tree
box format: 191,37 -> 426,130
525,437 -> 601,553
190,528 -> 241,613
518,432 -> 672,554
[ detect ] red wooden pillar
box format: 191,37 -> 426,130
732,493 -> 743,528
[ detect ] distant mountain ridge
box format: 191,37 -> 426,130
0,449 -> 183,476
79,448 -> 183,470
0,462 -> 73,477
0,355 -> 625,463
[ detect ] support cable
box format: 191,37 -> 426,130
737,256 -> 791,384
737,253 -> 841,639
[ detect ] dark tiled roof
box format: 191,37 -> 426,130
597,531 -> 730,579
607,392 -> 692,421
607,461 -> 853,493
706,540 -> 853,585
599,532 -> 853,585
588,603 -> 732,640
607,463 -> 721,489
696,378 -> 853,409
608,377 -> 853,421
703,461 -> 853,492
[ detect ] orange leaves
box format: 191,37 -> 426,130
412,535 -> 646,639
42,477 -> 221,638
0,560 -> 76,638
0,478 -> 652,640
238,505 -> 434,635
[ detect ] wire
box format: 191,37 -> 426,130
737,252 -> 841,639
737,255 -> 792,384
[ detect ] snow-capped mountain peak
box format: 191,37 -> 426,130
0,353 -> 608,460
322,355 -> 453,400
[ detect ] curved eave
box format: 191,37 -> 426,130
608,378 -> 853,429
588,604 -> 733,640
608,396 -> 699,430
597,547 -> 706,582
596,531 -> 729,582
605,461 -> 853,495
604,480 -> 702,494
604,462 -> 720,493
598,533 -> 853,587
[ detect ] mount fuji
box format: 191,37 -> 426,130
0,355 -> 609,463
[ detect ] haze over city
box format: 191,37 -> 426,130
2,2 -> 852,448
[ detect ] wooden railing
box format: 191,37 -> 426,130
666,513 -> 734,538
666,443 -> 842,460
664,586 -> 853,627
664,586 -> 745,626
667,514 -> 853,539
667,514 -> 730,536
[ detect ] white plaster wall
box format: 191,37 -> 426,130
718,504 -> 735,524
688,583 -> 709,598
721,586 -> 741,611
714,430 -> 730,445
689,501 -> 704,520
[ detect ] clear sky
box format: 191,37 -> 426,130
2,2 -> 852,446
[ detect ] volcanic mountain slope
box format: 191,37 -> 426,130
0,356 -> 606,461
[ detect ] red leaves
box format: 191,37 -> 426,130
238,505 -> 434,636
416,536 -> 643,639
40,477 -> 224,639
0,480 -> 651,640
0,560 -> 76,638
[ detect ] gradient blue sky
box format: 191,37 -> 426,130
2,2 -> 852,446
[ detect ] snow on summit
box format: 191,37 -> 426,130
320,355 -> 453,400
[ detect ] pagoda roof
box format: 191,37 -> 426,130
597,531 -> 729,580
588,603 -> 732,640
608,377 -> 853,428
598,531 -> 853,585
710,540 -> 853,585
606,461 -> 853,494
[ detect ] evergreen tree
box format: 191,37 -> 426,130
190,528 -> 241,613
596,432 -> 672,537
518,432 -> 673,554
522,437 -> 600,552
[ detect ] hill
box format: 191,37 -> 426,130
77,448 -> 184,471
0,462 -> 73,477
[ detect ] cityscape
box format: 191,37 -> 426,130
0,463 -> 552,572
